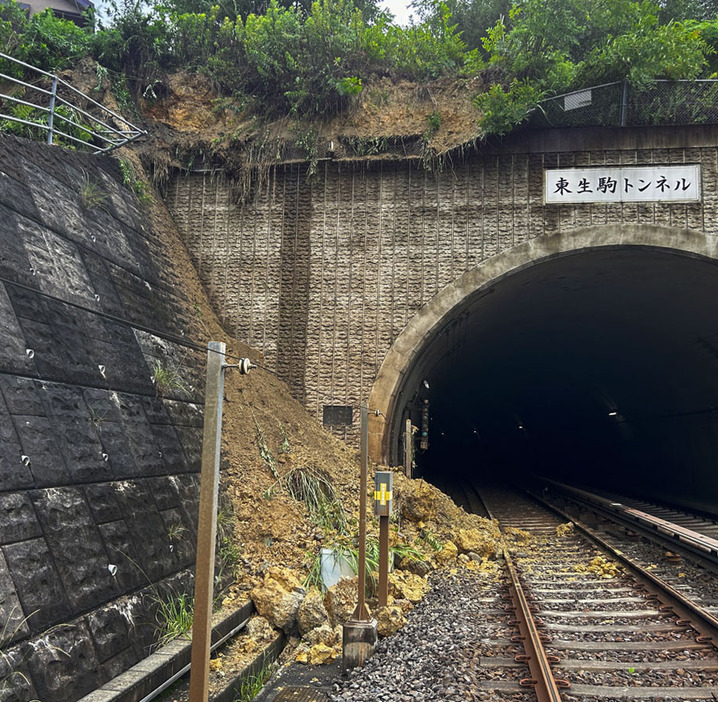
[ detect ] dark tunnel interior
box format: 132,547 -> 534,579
403,247 -> 718,515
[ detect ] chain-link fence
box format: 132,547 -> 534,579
527,80 -> 718,130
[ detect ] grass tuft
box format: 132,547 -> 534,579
1,607 -> 41,702
79,171 -> 108,210
234,656 -> 274,702
267,464 -> 347,534
152,591 -> 194,647
253,416 -> 278,479
217,506 -> 241,580
151,359 -> 190,398
419,529 -> 444,552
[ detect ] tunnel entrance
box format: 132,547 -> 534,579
391,245 -> 718,515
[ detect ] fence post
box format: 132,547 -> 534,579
47,76 -> 58,145
189,341 -> 226,702
620,80 -> 628,127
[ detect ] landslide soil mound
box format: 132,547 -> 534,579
122,92 -> 500,693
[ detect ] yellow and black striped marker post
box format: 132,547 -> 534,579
374,471 -> 393,607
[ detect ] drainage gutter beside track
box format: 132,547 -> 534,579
80,600 -> 254,702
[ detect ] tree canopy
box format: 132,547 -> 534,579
474,0 -> 714,133
1,0 -> 716,136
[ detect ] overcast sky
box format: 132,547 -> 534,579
378,0 -> 414,25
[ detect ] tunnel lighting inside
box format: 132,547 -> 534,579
397,247 -> 718,514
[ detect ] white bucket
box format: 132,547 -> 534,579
320,548 -> 355,589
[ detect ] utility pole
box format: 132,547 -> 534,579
189,344 -> 253,702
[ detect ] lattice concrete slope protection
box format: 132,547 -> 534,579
165,133 -> 718,447
0,134 -> 208,702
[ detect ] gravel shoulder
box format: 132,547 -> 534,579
325,567 -> 532,702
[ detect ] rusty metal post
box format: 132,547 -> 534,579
352,403 -> 370,621
343,404 -> 377,670
620,79 -> 628,127
374,471 -> 393,608
189,341 -> 226,702
404,419 -> 413,478
379,517 -> 389,607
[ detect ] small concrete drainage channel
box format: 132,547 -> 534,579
79,600 -> 286,702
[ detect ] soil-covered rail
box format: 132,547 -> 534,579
464,482 -> 718,701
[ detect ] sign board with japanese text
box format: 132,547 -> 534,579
545,165 -> 701,204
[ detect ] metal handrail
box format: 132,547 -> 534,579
0,52 -> 146,152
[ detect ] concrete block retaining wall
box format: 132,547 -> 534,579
0,135 -> 206,702
164,131 -> 718,444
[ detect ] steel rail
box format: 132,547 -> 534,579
0,111 -> 51,131
0,70 -> 54,95
0,52 -> 146,151
624,506 -> 718,555
1,52 -> 139,128
534,495 -> 718,653
53,92 -> 143,141
543,479 -> 718,562
0,92 -> 52,112
503,549 -> 569,702
481,489 -> 569,700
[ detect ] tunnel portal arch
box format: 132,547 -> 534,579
368,223 -> 718,466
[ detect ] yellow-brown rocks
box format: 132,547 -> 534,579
455,528 -> 499,557
297,589 -> 329,635
376,605 -> 405,637
435,541 -> 458,565
398,478 -> 439,523
388,571 -> 429,603
324,577 -> 365,625
249,567 -> 305,634
295,642 -> 338,665
295,624 -> 342,665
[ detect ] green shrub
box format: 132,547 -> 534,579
1,0 -> 714,136
475,0 -> 713,135
474,79 -> 543,135
0,3 -> 92,74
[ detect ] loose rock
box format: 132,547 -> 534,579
250,567 -> 305,634
297,589 -> 329,635
324,577 -> 365,625
376,605 -> 405,637
455,528 -> 498,557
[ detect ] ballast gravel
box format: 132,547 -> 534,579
328,570 -> 533,702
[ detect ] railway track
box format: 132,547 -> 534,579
541,480 -> 718,564
459,482 -> 718,701
536,482 -> 718,623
